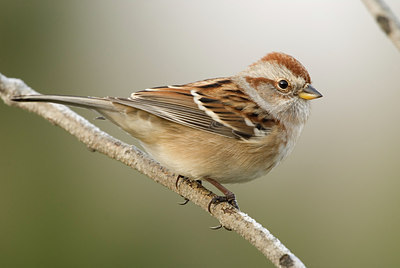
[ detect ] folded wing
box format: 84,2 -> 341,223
111,78 -> 277,139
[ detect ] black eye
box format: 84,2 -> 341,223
278,79 -> 289,90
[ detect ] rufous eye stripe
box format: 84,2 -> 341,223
245,77 -> 275,89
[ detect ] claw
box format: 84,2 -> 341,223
209,224 -> 232,231
175,174 -> 187,189
178,197 -> 190,206
210,224 -> 222,230
176,175 -> 190,205
223,225 -> 232,231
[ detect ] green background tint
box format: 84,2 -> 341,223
1,1 -> 400,267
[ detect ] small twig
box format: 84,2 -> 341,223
362,0 -> 400,51
0,72 -> 306,268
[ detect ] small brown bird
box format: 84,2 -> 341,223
12,52 -> 322,210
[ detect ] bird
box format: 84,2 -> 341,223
12,52 -> 322,211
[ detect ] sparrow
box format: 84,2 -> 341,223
12,52 -> 322,211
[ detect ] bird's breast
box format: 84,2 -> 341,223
140,121 -> 302,184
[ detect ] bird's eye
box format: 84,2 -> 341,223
278,79 -> 289,90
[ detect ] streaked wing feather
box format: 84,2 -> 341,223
109,78 -> 276,139
110,96 -> 238,138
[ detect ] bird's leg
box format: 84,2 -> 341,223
205,178 -> 239,213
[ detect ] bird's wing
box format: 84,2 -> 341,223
110,78 -> 277,139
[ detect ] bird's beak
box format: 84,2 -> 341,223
298,84 -> 323,100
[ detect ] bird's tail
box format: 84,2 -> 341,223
11,94 -> 117,111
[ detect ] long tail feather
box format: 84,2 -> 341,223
11,94 -> 117,111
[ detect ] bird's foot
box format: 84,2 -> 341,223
176,175 -> 202,206
208,192 -> 239,213
175,174 -> 188,188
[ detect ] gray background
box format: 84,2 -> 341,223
1,1 -> 400,267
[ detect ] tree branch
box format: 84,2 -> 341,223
362,0 -> 400,51
0,72 -> 306,268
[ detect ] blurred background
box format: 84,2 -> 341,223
1,0 -> 400,267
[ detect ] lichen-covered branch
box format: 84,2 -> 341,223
362,0 -> 400,51
0,72 -> 306,268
